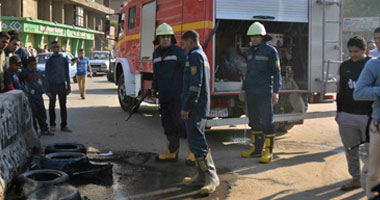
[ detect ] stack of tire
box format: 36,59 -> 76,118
17,143 -> 87,200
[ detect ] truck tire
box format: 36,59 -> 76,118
42,152 -> 88,171
27,185 -> 81,200
45,143 -> 87,154
118,74 -> 138,112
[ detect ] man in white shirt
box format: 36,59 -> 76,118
369,27 -> 380,57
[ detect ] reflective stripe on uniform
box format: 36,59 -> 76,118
163,55 -> 178,61
189,86 -> 201,93
185,61 -> 190,67
153,57 -> 162,63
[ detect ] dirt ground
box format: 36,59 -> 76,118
40,76 -> 367,200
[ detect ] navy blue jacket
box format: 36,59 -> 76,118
152,45 -> 186,103
45,54 -> 70,92
22,68 -> 45,102
182,46 -> 210,117
242,42 -> 282,94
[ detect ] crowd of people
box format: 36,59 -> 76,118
0,30 -> 94,137
1,22 -> 380,198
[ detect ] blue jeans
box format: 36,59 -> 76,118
185,112 -> 209,157
246,92 -> 275,134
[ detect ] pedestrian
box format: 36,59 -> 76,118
181,30 -> 219,195
45,41 -> 72,133
0,32 -> 10,93
42,45 -> 48,53
369,27 -> 380,57
4,31 -> 29,68
150,23 -> 195,165
336,36 -> 372,191
4,56 -> 22,91
71,49 -> 92,99
354,49 -> 380,200
28,45 -> 37,57
367,40 -> 376,55
23,57 -> 54,136
61,46 -> 66,52
35,44 -> 42,54
239,22 -> 282,163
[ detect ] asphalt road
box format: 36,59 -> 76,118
40,76 -> 367,200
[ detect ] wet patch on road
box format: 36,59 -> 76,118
74,151 -> 237,200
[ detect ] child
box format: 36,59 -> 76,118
24,57 -> 54,136
4,55 -> 22,91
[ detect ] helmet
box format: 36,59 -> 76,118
156,23 -> 174,36
247,22 -> 266,36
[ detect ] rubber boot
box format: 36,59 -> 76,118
183,159 -> 204,186
241,131 -> 264,158
156,141 -> 179,162
259,134 -> 275,163
199,151 -> 220,195
185,141 -> 196,166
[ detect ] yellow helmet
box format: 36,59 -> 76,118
156,23 -> 174,36
247,22 -> 266,36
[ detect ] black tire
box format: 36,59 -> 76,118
27,185 -> 81,200
42,152 -> 88,171
118,74 -> 138,112
73,76 -> 77,83
107,71 -> 114,82
17,169 -> 69,197
45,143 -> 87,154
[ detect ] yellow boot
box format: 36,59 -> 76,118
183,160 -> 204,186
199,151 -> 220,195
156,141 -> 179,162
241,131 -> 264,158
259,134 -> 275,163
186,141 -> 196,166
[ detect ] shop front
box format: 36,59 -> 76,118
1,16 -> 100,56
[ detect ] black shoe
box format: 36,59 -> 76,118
82,96 -> 85,99
41,130 -> 54,136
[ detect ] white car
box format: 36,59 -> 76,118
37,52 -> 78,82
89,51 -> 116,81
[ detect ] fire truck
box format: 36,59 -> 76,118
114,0 -> 342,131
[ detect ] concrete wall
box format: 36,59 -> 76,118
0,90 -> 41,199
23,0 -> 38,18
38,0 -> 52,21
52,0 -> 64,23
0,0 -> 22,17
88,11 -> 96,30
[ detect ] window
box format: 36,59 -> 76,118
128,6 -> 136,30
74,6 -> 84,27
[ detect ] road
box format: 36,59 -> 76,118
40,76 -> 367,200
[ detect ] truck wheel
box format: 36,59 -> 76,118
118,74 -> 138,112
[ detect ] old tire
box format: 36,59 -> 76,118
17,169 -> 69,197
42,152 -> 88,171
27,185 -> 81,200
45,143 -> 87,154
118,74 -> 138,112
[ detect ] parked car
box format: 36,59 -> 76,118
89,51 -> 116,82
37,52 -> 78,83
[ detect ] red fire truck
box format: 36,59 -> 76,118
114,0 -> 342,131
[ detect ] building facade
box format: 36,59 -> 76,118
0,0 -> 114,56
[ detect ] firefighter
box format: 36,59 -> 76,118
151,23 -> 196,165
181,30 -> 219,195
239,22 -> 282,163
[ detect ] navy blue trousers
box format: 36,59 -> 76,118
160,102 -> 186,152
246,92 -> 275,134
185,112 -> 209,158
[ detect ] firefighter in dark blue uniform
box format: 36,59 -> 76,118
23,57 -> 53,135
240,22 -> 282,163
181,30 -> 219,195
151,23 -> 196,165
